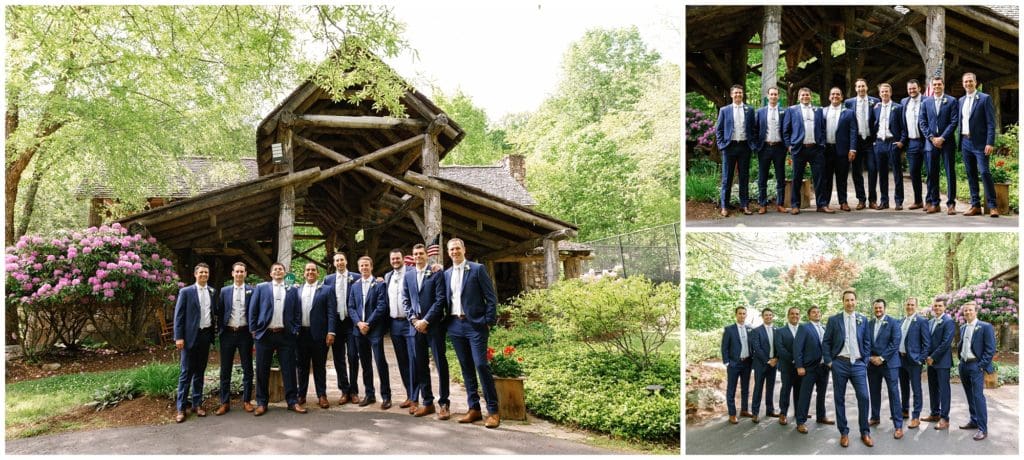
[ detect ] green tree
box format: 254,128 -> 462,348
433,88 -> 508,165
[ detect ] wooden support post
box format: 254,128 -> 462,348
484,260 -> 497,292
563,257 -> 582,280
925,6 -> 946,83
276,125 -> 295,268
422,115 -> 448,266
762,6 -> 781,104
543,238 -> 559,287
991,85 -> 1001,134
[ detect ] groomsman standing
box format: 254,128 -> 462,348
721,306 -> 753,423
754,87 -> 788,214
924,298 -> 955,430
958,72 -> 999,217
869,83 -> 906,210
783,87 -> 826,215
957,302 -> 996,441
920,76 -> 960,214
866,299 -> 904,439
898,298 -> 931,429
173,263 -> 217,423
843,78 -> 879,209
749,308 -> 780,422
902,80 -> 926,209
775,307 -> 803,426
822,291 -> 872,448
794,305 -> 833,433
716,84 -> 757,216
215,262 -> 254,415
823,87 -> 858,212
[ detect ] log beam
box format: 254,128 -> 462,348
293,135 -> 424,198
945,6 -> 1018,37
290,114 -> 427,131
422,115 -> 448,265
295,134 -> 425,182
543,238 -> 559,287
479,228 -> 578,261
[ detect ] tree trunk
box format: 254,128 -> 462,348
944,232 -> 964,292
14,158 -> 50,240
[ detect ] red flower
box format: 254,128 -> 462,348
486,347 -> 495,362
503,345 -> 515,357
517,357 -> 524,362
996,160 -> 1006,168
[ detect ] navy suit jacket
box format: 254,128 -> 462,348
715,103 -> 757,151
822,105 -> 858,155
871,102 -> 907,144
822,312 -> 872,366
919,94 -> 960,152
296,282 -> 332,342
349,277 -> 387,337
901,315 -> 932,365
957,92 -> 996,149
867,315 -> 902,368
959,320 -> 996,374
782,104 -> 826,156
403,266 -> 446,325
774,324 -> 800,372
844,95 -> 880,141
380,269 -> 414,337
247,282 -> 301,341
749,324 -> 777,371
324,271 -> 360,336
443,261 -> 498,330
754,105 -> 786,151
927,313 -> 956,369
173,284 -> 218,349
794,322 -> 825,369
900,96 -> 926,139
217,284 -> 253,334
720,323 -> 752,368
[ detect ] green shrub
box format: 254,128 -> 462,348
132,363 -> 180,399
996,363 -> 1018,386
685,329 -> 721,364
89,381 -> 138,411
490,321 -> 555,348
685,160 -> 719,203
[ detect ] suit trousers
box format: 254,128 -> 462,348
255,330 -> 299,407
725,359 -> 752,416
830,358 -> 870,436
328,316 -> 360,396
720,141 -> 752,208
296,327 -> 328,398
778,366 -> 801,418
751,362 -> 777,416
756,144 -> 786,206
926,141 -> 957,207
961,141 -> 997,208
411,322 -> 450,406
429,322 -> 450,406
176,328 -> 213,412
791,146 -> 824,209
927,366 -> 952,420
390,318 -> 417,401
899,358 -> 924,419
218,329 -> 253,405
796,362 -> 828,424
959,361 -> 988,433
833,148 -> 853,205
906,138 -> 925,205
852,137 -> 871,202
449,318 -> 499,414
869,141 -> 895,204
820,145 -> 838,207
867,363 -> 903,428
354,331 -> 392,400
888,142 -> 906,205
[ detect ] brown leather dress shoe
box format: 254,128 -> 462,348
740,411 -> 754,418
964,206 -> 982,216
399,399 -> 413,409
741,207 -> 753,215
922,415 -> 941,422
298,396 -> 306,405
840,203 -> 851,212
243,402 -> 255,413
254,405 -> 267,416
348,394 -> 361,405
861,434 -> 874,447
779,415 -> 788,425
840,435 -> 849,447
776,205 -> 789,213
751,415 -> 759,423
908,203 -> 923,210
894,205 -> 903,210
215,403 -> 229,416
484,413 -> 501,428
790,208 -> 800,215
990,209 -> 999,217
877,203 -> 890,210
289,403 -> 308,414
816,417 -> 835,425
816,206 -> 835,213
318,396 -> 330,409
908,418 -> 920,429
796,424 -> 808,433
459,409 -> 483,423
728,416 -> 738,424
414,404 -> 436,417
337,394 -> 350,406
868,419 -> 880,426
758,207 -> 767,215
720,208 -> 729,217
927,205 -> 939,214
935,419 -> 949,430
946,205 -> 956,215
894,428 -> 904,439
193,406 -> 207,417
175,411 -> 187,423
381,400 -> 392,410
869,201 -> 879,210
856,201 -> 866,210
438,404 -> 451,420
408,402 -> 419,414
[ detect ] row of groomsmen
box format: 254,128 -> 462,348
172,238 -> 503,428
721,292 -> 996,448
716,72 -> 1001,217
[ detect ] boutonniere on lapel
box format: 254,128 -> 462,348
938,96 -> 945,105
856,317 -> 863,326
245,289 -> 253,295
973,325 -> 981,333
423,267 -> 433,277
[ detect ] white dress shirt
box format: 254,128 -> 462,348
878,103 -> 891,139
906,97 -> 920,138
857,97 -> 870,138
229,284 -> 246,328
270,283 -> 285,329
359,277 -> 373,321
766,106 -> 781,142
961,320 -> 977,361
196,284 -> 212,329
840,313 -> 861,360
334,271 -> 349,320
388,269 -> 405,318
732,104 -> 746,141
738,324 -> 749,360
801,105 -> 816,144
451,263 -> 467,316
899,314 -> 915,354
301,282 -> 317,327
961,92 -> 975,135
826,105 -> 840,144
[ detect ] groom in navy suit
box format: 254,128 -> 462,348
215,262 -> 254,415
866,299 -> 904,439
783,87 -> 826,214
173,263 -> 217,423
958,72 -> 999,217
957,302 -> 996,441
404,243 -> 450,419
445,238 -> 501,428
920,76 -> 961,214
248,262 -> 304,416
823,290 -> 873,448
715,84 -> 757,216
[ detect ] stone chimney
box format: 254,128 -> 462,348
503,154 -> 527,187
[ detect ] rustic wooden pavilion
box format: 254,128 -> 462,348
687,5 -> 1019,130
113,56 -> 579,291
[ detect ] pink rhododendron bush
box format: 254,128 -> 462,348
6,223 -> 181,355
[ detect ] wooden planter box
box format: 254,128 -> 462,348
984,182 -> 1011,215
784,179 -> 812,209
984,370 -> 999,389
493,376 -> 527,421
269,367 -> 285,403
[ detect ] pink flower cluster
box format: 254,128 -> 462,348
5,224 -> 180,306
686,107 -> 716,149
938,280 -> 1018,325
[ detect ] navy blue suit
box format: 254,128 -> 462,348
898,314 -> 931,419
248,281 -> 301,407
845,95 -> 880,203
870,102 -> 907,206
404,265 -> 448,407
926,313 -> 956,420
173,284 -> 217,412
721,323 -> 753,417
783,104 -> 827,209
822,312 -> 872,436
325,271 -> 360,397
867,315 -> 903,428
445,261 -> 500,414
715,103 -> 757,209
901,96 -> 927,206
920,94 -> 960,207
823,105 -> 859,206
958,320 -> 996,434
749,324 -> 777,416
216,284 -> 254,405
793,322 -> 828,425
349,277 -> 390,401
754,105 -> 787,207
774,324 -> 802,418
382,269 -> 416,403
295,282 -> 333,400
958,92 -> 998,209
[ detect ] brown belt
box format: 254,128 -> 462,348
226,326 -> 248,333
803,143 -> 816,147
765,141 -> 782,147
835,356 -> 852,362
267,327 -> 285,333
453,314 -> 468,320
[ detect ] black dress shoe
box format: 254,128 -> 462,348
381,399 -> 392,410
358,397 -> 376,407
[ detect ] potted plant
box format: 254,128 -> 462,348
987,158 -> 1014,215
488,345 -> 527,421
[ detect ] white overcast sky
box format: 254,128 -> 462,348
385,1 -> 681,123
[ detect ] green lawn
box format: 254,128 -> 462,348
6,368 -> 136,438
